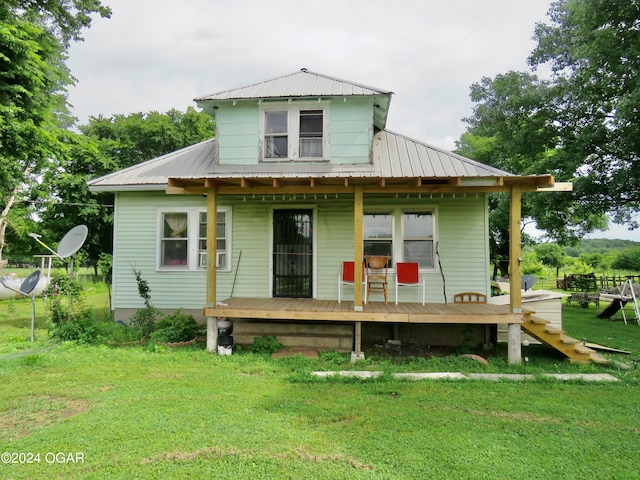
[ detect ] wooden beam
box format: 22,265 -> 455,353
309,178 -> 316,188
240,178 -> 251,188
272,178 -> 281,188
206,187 -> 218,353
353,185 -> 364,311
508,184 -> 522,364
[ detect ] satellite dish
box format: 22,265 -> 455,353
57,225 -> 88,259
19,270 -> 41,295
521,275 -> 537,291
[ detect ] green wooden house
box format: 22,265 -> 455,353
89,69 -> 563,362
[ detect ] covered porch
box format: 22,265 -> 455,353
165,136 -> 569,363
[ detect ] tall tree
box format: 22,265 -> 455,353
458,0 -> 639,270
529,0 -> 640,228
38,109 -> 216,269
0,0 -> 110,261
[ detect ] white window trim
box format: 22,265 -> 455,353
259,101 -> 330,162
157,206 -> 232,272
364,206 -> 439,272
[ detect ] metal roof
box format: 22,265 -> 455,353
87,131 -> 515,192
195,68 -> 392,101
87,139 -> 216,191
195,69 -> 393,130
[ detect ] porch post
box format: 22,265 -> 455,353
508,184 -> 522,364
353,185 -> 364,311
206,186 -> 218,353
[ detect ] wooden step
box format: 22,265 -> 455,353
544,326 -> 563,335
574,344 -> 595,355
560,335 -> 580,344
529,317 -> 550,325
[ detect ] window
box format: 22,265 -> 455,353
161,213 -> 188,266
299,110 -> 323,158
363,208 -> 437,270
260,103 -> 328,161
198,211 -> 227,268
158,208 -> 230,271
264,111 -> 288,159
364,213 -> 393,264
402,212 -> 434,268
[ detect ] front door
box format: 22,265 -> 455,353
272,209 -> 313,298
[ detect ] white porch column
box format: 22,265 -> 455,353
508,184 -> 522,364
206,186 -> 218,353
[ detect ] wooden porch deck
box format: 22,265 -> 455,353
205,297 -> 523,325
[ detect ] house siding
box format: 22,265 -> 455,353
111,192 -> 489,318
214,98 -> 373,165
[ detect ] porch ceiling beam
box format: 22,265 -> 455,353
165,174 -> 559,195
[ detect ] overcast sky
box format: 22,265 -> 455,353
65,0 -> 639,241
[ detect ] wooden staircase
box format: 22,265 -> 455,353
521,313 -> 609,364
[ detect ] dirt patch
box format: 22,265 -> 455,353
0,395 -> 93,439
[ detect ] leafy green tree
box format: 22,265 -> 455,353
529,0 -> 640,227
457,0 -> 640,269
36,109 -> 216,269
534,243 -> 566,277
80,108 -> 216,170
611,248 -> 640,271
0,0 -> 110,261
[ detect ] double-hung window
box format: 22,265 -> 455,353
363,208 -> 437,270
261,103 -> 328,161
402,212 -> 434,268
159,207 -> 230,271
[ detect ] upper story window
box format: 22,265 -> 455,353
260,102 -> 328,161
264,111 -> 288,158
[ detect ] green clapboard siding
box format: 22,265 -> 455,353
215,98 -> 373,165
111,192 -> 490,313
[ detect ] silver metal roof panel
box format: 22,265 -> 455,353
195,69 -> 392,102
88,131 -> 512,192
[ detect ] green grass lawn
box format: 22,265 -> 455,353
1,284 -> 640,479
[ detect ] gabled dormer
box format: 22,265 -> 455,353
195,69 -> 392,165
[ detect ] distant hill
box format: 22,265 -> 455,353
564,238 -> 640,257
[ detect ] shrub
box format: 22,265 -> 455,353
149,310 -> 200,343
45,274 -> 102,343
251,335 -> 282,355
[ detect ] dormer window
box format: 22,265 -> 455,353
265,111 -> 288,158
260,102 -> 329,161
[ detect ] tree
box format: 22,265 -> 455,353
457,0 -> 640,269
611,248 -> 640,271
534,243 -> 566,277
0,0 -> 110,261
529,0 -> 640,227
37,109 -> 216,270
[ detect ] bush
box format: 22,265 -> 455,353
149,311 -> 200,343
250,335 -> 282,355
45,274 -> 102,343
130,307 -> 162,339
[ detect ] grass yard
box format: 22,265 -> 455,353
1,284 -> 640,479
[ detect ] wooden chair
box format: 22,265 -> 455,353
338,261 -> 366,304
453,292 -> 487,304
395,262 -> 425,305
365,255 -> 389,304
